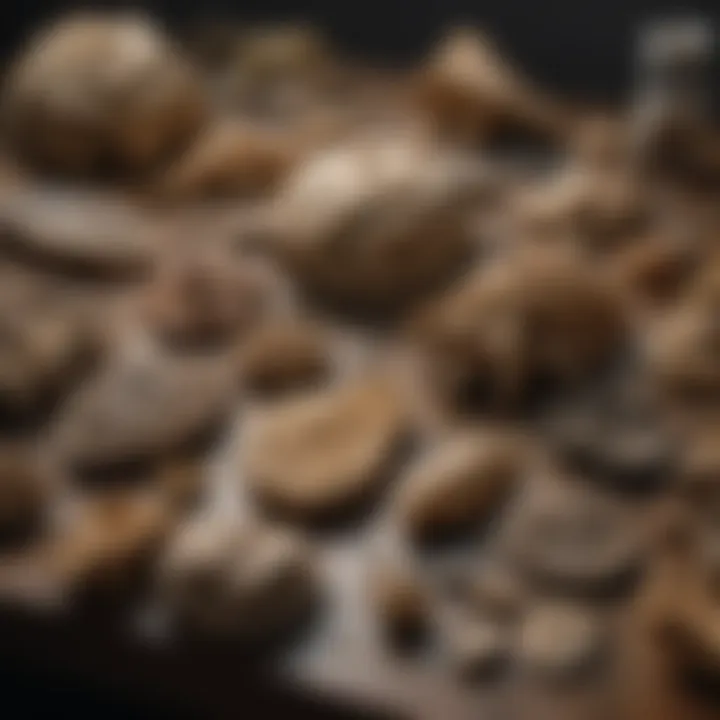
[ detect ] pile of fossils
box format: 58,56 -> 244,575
0,10 -> 718,717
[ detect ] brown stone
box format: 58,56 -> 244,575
414,27 -> 570,144
370,559 -> 430,647
445,612 -> 511,680
54,344 -> 234,468
4,12 -> 206,177
413,250 -> 626,408
244,375 -> 407,520
507,480 -> 642,597
271,134 -> 486,311
0,445 -> 49,541
395,430 -> 523,541
159,516 -> 318,641
237,320 -> 331,396
47,489 -> 173,599
519,602 -> 604,679
0,188 -> 156,279
155,119 -> 301,200
141,250 -> 268,348
0,301 -> 99,418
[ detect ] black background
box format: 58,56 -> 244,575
2,1 -> 719,102
0,1 -> 719,717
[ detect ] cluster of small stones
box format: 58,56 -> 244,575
0,10 -> 718,718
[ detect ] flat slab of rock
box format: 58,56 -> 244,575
519,603 -> 604,680
244,374 -> 407,521
506,480 -> 643,598
53,342 -> 234,469
0,189 -> 156,279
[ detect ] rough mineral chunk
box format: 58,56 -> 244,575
0,302 -> 98,419
0,189 -> 156,279
54,343 -> 233,469
156,119 -> 301,200
141,250 -> 268,348
370,558 -> 430,648
507,479 -> 642,597
237,320 -> 331,396
413,250 -> 626,408
4,12 -> 206,177
244,375 -> 407,520
444,612 -> 511,680
0,445 -> 48,541
395,430 -> 523,541
519,602 -> 604,679
159,517 -> 318,641
271,134 -> 487,311
415,27 -> 569,144
48,489 -> 173,599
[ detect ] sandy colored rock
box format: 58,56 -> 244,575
445,612 -> 510,680
508,480 -> 642,597
271,134 -> 487,311
544,376 -> 674,488
244,375 -> 407,520
395,430 -> 522,541
237,319 -> 331,395
0,301 -> 98,418
0,188 -> 156,279
519,602 -> 604,679
466,564 -> 524,620
156,119 -> 301,200
569,114 -> 632,171
515,167 -> 647,251
141,250 -> 268,348
643,511 -> 720,680
413,250 -> 626,408
608,237 -> 697,309
649,302 -> 720,400
414,27 -> 569,144
370,559 -> 430,647
48,489 -> 173,598
54,343 -> 234,468
3,12 -> 206,177
0,445 -> 49,540
160,516 -> 318,641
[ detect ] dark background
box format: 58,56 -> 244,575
0,1 -> 718,717
2,1 -> 719,102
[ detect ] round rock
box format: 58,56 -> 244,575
508,482 -> 642,597
370,559 -> 430,648
47,489 -> 173,599
271,134 -> 486,311
0,301 -> 98,419
4,12 -> 206,177
54,343 -> 234,469
395,430 -> 523,541
159,517 -> 318,642
237,320 -> 331,396
445,614 -> 511,680
141,251 -> 268,349
519,603 -> 604,679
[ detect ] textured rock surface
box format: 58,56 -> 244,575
54,343 -> 233,468
519,602 -> 604,679
395,430 -> 523,540
4,13 -> 206,177
244,375 -> 407,520
271,135 -> 486,310
160,516 -> 318,641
